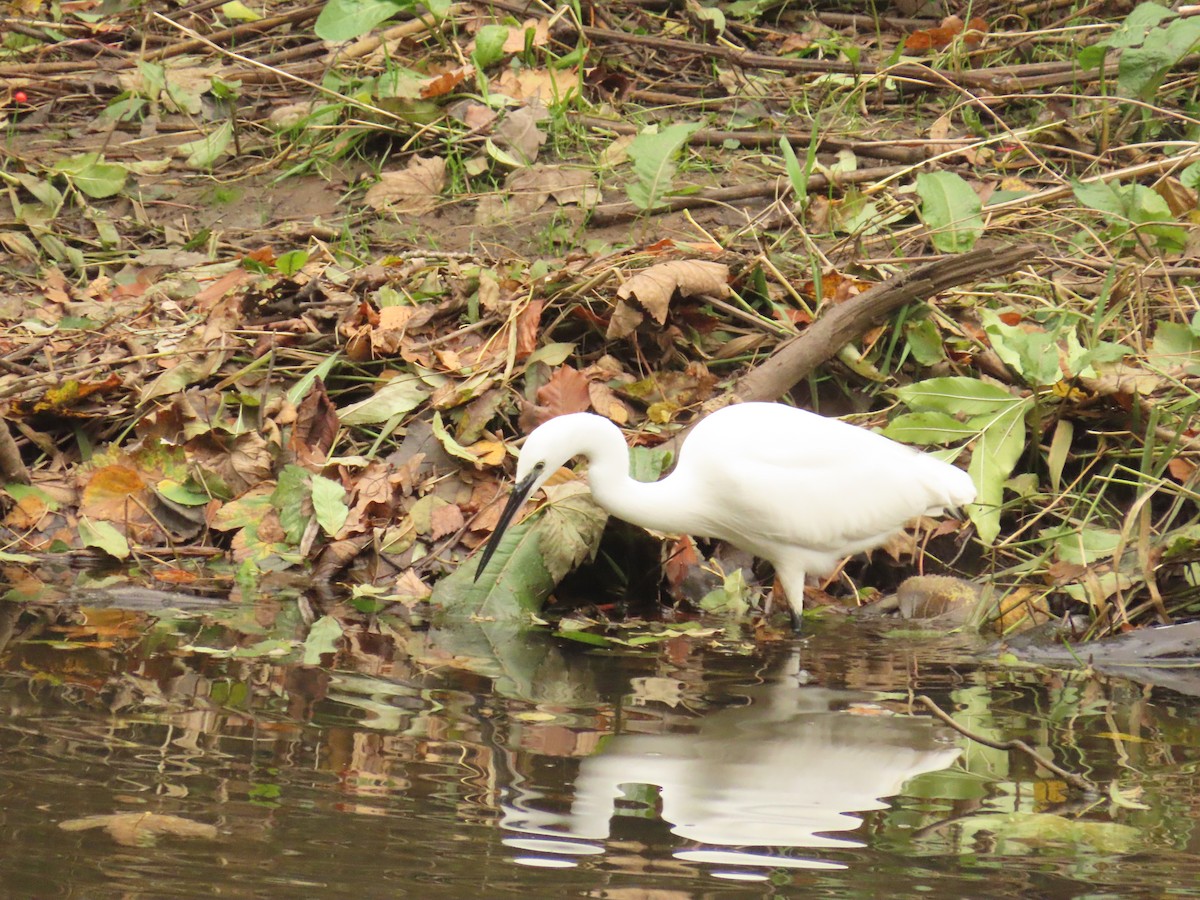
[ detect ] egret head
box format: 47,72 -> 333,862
474,414 -> 591,580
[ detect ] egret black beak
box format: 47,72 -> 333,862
474,470 -> 540,580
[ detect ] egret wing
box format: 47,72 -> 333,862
681,405 -> 969,558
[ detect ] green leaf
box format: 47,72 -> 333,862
156,478 -> 210,506
286,353 -> 340,406
980,310 -> 1063,386
524,342 -> 575,367
904,317 -> 946,366
1117,16 -> 1200,99
220,0 -> 261,21
1181,161 -> 1200,191
882,411 -> 976,445
1073,179 -> 1126,217
779,134 -> 815,204
314,0 -> 417,41
431,411 -> 480,463
78,517 -> 130,559
271,465 -> 311,543
625,122 -> 701,210
302,615 -> 344,665
276,249 -> 309,276
14,173 -> 64,212
431,482 -> 606,621
4,483 -> 60,510
916,171 -> 983,253
52,153 -> 128,199
1148,320 -> 1200,372
553,629 -> 614,647
180,121 -> 234,169
895,376 -> 1020,417
472,24 -> 510,70
698,567 -> 751,617
968,399 -> 1031,545
629,446 -> 672,482
337,377 -> 429,425
311,475 -> 349,536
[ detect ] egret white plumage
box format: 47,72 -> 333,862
475,402 -> 976,627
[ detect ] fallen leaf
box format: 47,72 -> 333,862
515,299 -> 544,358
430,501 -> 465,539
536,365 -> 591,418
364,156 -> 446,213
501,17 -> 550,52
905,16 -> 987,52
491,67 -> 578,103
587,381 -> 629,424
59,812 -> 218,847
493,104 -> 549,164
79,465 -> 147,520
419,65 -> 474,99
617,260 -> 730,324
506,164 -> 600,212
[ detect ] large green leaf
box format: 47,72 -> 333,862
882,411 -> 977,445
315,0 -> 418,41
430,482 -> 606,621
78,517 -> 130,559
338,377 -> 429,425
52,154 -> 128,199
968,399 -> 1031,544
916,171 -> 983,253
625,122 -> 701,210
311,474 -> 349,536
180,121 -> 234,170
895,376 -> 1020,417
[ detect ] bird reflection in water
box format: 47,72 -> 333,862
501,678 -> 961,873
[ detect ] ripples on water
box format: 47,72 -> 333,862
1,611 -> 1199,898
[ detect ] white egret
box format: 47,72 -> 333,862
475,402 -> 976,627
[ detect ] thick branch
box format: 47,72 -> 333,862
733,244 -> 1037,403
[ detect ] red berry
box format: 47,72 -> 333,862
12,91 -> 27,104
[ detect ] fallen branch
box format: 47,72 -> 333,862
732,243 -> 1037,403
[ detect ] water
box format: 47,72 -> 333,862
1,601 -> 1199,899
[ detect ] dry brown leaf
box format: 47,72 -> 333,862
290,377 -> 338,468
393,568 -> 432,605
587,381 -> 629,424
364,156 -> 446,213
1168,456 -> 1197,482
59,812 -> 218,847
493,104 -> 549,165
430,502 -> 465,540
617,260 -> 730,324
466,439 -> 507,467
79,465 -> 147,519
419,65 -> 474,99
506,164 -> 600,211
536,365 -> 591,418
905,16 -> 987,52
1154,177 -> 1198,218
501,17 -> 550,52
492,67 -> 578,103
605,301 -> 645,340
515,299 -> 544,359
